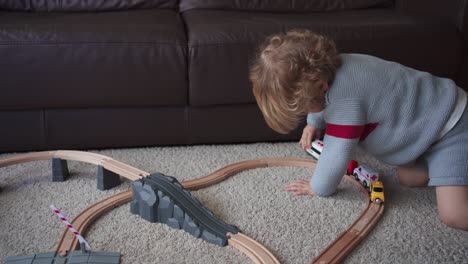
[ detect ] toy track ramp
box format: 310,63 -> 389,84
130,172 -> 240,246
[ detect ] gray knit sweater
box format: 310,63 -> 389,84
306,53 -> 458,196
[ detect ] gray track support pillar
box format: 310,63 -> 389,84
52,158 -> 69,182
80,242 -> 87,254
97,166 -> 121,191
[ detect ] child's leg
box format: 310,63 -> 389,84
397,163 -> 429,187
424,106 -> 468,229
436,186 -> 468,230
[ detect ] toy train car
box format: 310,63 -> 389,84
352,164 -> 379,188
306,142 -> 385,204
305,139 -> 324,160
370,181 -> 385,203
347,160 -> 385,203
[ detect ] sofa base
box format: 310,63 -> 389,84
0,105 -> 301,153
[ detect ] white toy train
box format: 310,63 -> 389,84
305,139 -> 324,160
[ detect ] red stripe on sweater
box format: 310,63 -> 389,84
325,123 -> 379,141
326,124 -> 365,139
360,122 -> 379,141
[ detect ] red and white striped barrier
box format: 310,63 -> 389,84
50,205 -> 91,250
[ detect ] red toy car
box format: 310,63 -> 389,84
347,160 -> 358,175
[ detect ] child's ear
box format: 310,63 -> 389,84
322,81 -> 329,94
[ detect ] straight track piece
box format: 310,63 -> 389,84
4,251 -> 120,264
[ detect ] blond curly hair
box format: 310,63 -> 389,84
250,30 -> 341,134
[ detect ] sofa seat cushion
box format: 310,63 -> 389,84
0,0 -> 178,12
184,9 -> 461,106
0,9 -> 187,110
180,0 -> 392,12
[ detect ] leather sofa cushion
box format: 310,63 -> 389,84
189,104 -> 300,144
46,107 -> 188,149
180,0 -> 392,12
184,9 -> 462,106
0,0 -> 177,12
0,9 -> 187,110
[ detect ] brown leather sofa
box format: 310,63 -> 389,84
1,0 -> 467,152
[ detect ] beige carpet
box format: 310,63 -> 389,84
0,142 -> 467,264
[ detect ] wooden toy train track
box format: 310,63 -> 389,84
0,151 -> 384,264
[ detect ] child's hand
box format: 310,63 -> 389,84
299,125 -> 323,150
285,179 -> 315,196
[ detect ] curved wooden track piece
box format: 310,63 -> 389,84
311,202 -> 384,264
182,157 -> 316,190
1,152 -> 384,264
56,190 -> 133,256
228,232 -> 280,264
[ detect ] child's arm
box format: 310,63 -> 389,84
299,111 -> 325,150
310,100 -> 367,196
307,111 -> 326,129
299,125 -> 323,150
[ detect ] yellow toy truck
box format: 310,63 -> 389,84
370,181 -> 385,204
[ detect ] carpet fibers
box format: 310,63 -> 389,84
0,142 -> 467,264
